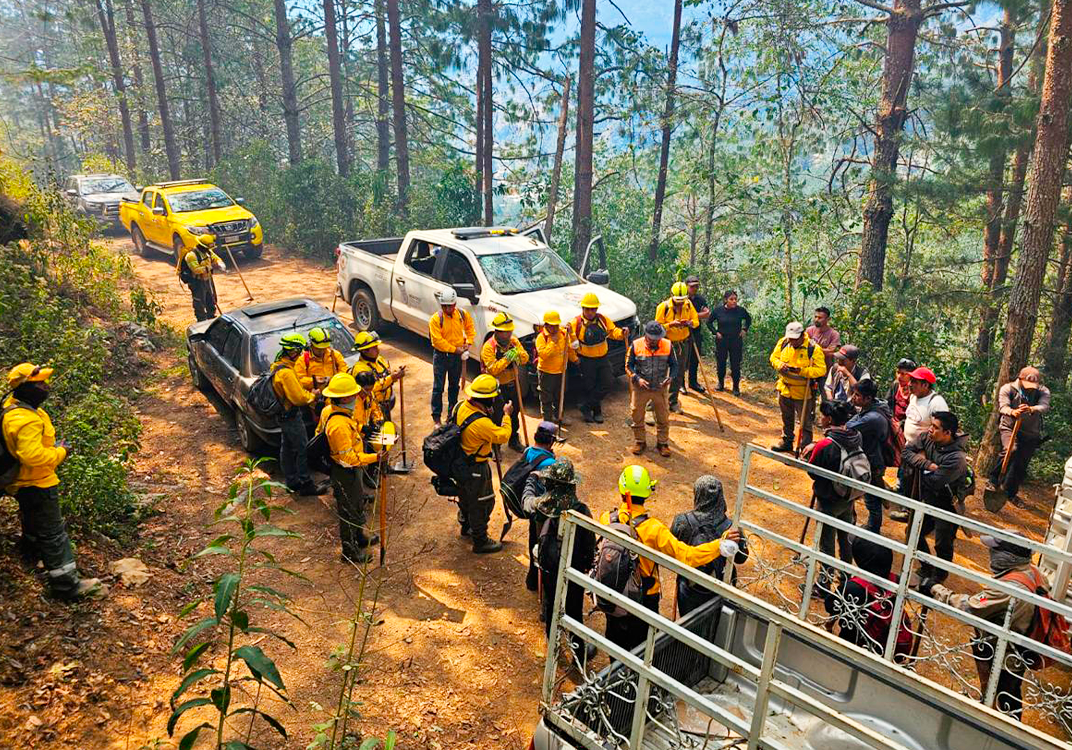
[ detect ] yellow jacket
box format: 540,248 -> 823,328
568,313 -> 624,358
769,336 -> 826,400
350,354 -> 395,404
296,348 -> 347,390
2,396 -> 67,491
316,404 -> 379,468
600,503 -> 724,595
271,359 -> 315,409
178,248 -> 222,279
655,299 -> 699,343
456,400 -> 511,462
481,337 -> 529,385
429,309 -> 476,353
535,329 -> 577,374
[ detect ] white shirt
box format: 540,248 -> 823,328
903,391 -> 949,444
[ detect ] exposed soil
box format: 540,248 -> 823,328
0,238 -> 1058,749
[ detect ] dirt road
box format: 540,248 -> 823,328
1,238 -> 1054,748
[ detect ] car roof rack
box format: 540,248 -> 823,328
151,179 -> 209,189
450,226 -> 518,241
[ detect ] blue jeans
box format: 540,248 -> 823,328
279,408 -> 312,490
431,351 -> 462,421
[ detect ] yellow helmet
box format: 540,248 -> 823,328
355,331 -> 381,351
491,312 -> 515,332
308,326 -> 331,348
618,464 -> 656,500
543,310 -> 561,326
671,281 -> 688,301
466,373 -> 500,399
580,292 -> 600,309
322,372 -> 360,399
196,233 -> 217,249
7,362 -> 53,387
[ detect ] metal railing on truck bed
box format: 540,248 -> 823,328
537,446 -> 1072,748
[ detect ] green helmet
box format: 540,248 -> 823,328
308,326 -> 331,348
279,332 -> 308,351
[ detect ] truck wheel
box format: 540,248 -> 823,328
131,224 -> 151,257
350,288 -> 379,332
188,352 -> 209,392
236,411 -> 267,455
243,244 -> 263,260
173,235 -> 186,258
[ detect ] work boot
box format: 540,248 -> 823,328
55,578 -> 108,602
1008,493 -> 1027,509
889,508 -> 910,523
732,384 -> 741,397
669,403 -> 683,414
771,440 -> 793,453
631,442 -> 646,455
645,413 -> 656,426
717,380 -> 726,392
581,407 -> 595,424
526,567 -> 539,592
473,537 -> 503,554
691,383 -> 707,395
593,411 -> 604,424
297,480 -> 330,496
657,443 -> 671,457
342,548 -> 373,565
984,481 -> 1000,493
508,437 -> 525,453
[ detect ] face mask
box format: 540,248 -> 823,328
13,382 -> 49,408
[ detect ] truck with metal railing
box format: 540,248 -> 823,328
531,444 -> 1072,749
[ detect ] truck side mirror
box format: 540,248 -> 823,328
453,282 -> 478,303
152,206 -> 166,216
586,270 -> 610,286
235,197 -> 245,205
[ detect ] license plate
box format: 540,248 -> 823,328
223,234 -> 240,244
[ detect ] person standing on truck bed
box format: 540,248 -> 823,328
456,374 -> 514,554
534,311 -> 576,424
428,288 -> 475,426
272,333 -> 327,496
481,312 -> 529,453
598,465 -> 741,652
176,234 -> 225,322
568,293 -> 628,424
655,282 -> 699,414
350,331 -> 404,423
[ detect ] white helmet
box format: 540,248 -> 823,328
438,288 -> 458,305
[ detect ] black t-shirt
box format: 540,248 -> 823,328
689,293 -> 709,339
709,305 -> 752,336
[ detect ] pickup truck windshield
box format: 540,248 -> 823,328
167,188 -> 234,213
250,320 -> 355,374
81,177 -> 133,194
477,248 -> 580,294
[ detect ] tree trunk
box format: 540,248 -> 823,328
570,0 -> 596,269
323,0 -> 349,176
978,0 -> 1072,476
273,0 -> 302,165
95,0 -> 136,172
1044,204 -> 1072,380
122,0 -> 151,153
340,0 -> 355,158
196,0 -> 222,167
478,0 -> 494,225
475,58 -> 484,221
701,25 -> 730,265
139,0 -> 180,179
374,0 -> 390,173
252,39 -> 270,125
972,13 -> 1015,398
386,0 -> 410,214
855,0 -> 923,291
648,0 -> 683,261
544,74 -> 571,245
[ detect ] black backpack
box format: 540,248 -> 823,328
578,316 -> 608,346
536,514 -> 563,575
592,510 -> 651,617
248,368 -> 284,419
677,513 -> 733,576
0,402 -> 34,490
422,409 -> 488,496
178,253 -> 195,285
501,451 -> 553,521
305,411 -> 352,467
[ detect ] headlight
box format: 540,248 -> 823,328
186,226 -> 210,236
249,217 -> 259,229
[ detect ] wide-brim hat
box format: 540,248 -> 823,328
7,363 -> 53,387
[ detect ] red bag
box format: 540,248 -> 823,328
1001,567 -> 1071,669
856,576 -> 914,662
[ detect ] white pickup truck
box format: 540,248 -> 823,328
333,227 -> 638,383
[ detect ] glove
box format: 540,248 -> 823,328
461,350 -> 470,361
504,348 -> 519,364
570,339 -> 580,350
218,260 -> 227,272
719,539 -> 740,559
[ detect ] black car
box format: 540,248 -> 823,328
186,297 -> 359,452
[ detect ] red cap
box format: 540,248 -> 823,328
909,366 -> 936,384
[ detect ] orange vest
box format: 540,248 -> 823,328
629,337 -> 672,386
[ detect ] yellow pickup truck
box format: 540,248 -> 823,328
119,179 -> 264,260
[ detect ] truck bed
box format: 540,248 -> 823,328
340,238 -> 403,258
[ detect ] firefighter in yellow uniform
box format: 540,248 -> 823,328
350,331 -> 404,422
599,465 -> 740,651
534,310 -> 576,424
270,333 -> 325,495
568,293 -> 628,423
2,364 -> 102,600
769,321 -> 827,452
456,374 -> 514,553
655,282 -> 699,413
296,327 -> 347,391
429,288 -> 476,424
177,234 -> 225,321
317,373 -> 383,564
480,312 -> 529,452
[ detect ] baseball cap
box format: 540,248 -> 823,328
685,274 -> 700,284
1018,366 -> 1041,390
644,320 -> 665,339
834,345 -> 861,361
980,533 -> 1033,558
784,321 -> 804,338
909,366 -> 936,384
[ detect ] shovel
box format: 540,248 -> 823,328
391,374 -> 415,474
983,414 -> 1022,513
